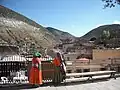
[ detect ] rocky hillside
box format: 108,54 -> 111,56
0,5 -> 75,53
0,5 -> 57,49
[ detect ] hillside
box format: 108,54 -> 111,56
0,5 -> 58,51
82,24 -> 120,40
81,24 -> 120,48
46,27 -> 75,42
0,5 -> 75,54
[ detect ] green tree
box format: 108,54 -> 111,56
102,0 -> 120,8
101,30 -> 111,40
100,30 -> 111,47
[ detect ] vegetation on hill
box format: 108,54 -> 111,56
81,24 -> 120,48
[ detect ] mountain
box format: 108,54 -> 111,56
0,5 -> 58,50
81,24 -> 120,40
0,5 -> 76,54
46,27 -> 75,42
81,24 -> 120,48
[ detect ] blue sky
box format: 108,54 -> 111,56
0,0 -> 120,37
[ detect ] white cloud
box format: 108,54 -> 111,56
113,20 -> 120,24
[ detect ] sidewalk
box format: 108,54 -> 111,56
0,74 -> 120,90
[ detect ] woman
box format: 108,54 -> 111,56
29,52 -> 43,85
52,52 -> 66,85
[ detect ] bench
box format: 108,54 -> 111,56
66,71 -> 116,82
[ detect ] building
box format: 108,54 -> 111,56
92,49 -> 120,72
64,52 -> 100,73
64,48 -> 120,73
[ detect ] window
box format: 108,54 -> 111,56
67,70 -> 72,73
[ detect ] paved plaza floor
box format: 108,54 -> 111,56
1,77 -> 120,90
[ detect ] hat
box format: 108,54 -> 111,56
33,52 -> 41,57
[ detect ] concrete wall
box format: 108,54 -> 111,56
93,49 -> 120,60
92,49 -> 120,71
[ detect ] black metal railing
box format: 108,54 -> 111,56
0,55 -> 28,85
